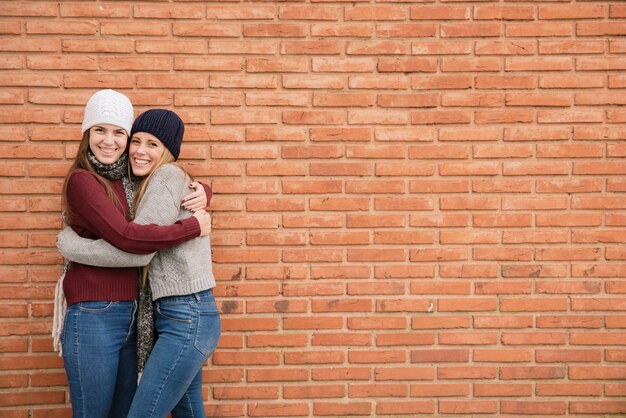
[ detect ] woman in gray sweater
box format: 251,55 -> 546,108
57,109 -> 220,418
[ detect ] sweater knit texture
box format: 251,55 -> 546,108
62,169 -> 199,306
57,163 -> 215,300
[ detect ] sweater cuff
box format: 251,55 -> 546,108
181,216 -> 201,238
201,182 -> 213,208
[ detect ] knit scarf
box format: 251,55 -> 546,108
119,176 -> 156,381
53,152 -> 155,378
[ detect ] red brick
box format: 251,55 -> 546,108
537,382 -> 602,396
314,402 -> 371,416
313,333 -> 371,346
540,40 -> 605,54
377,401 -> 435,415
540,74 -> 604,89
349,383 -> 407,398
311,23 -> 373,38
442,93 -> 503,108
501,401 -> 567,415
439,128 -> 502,141
442,23 -> 501,38
27,21 -> 96,35
412,110 -> 471,125
540,5 -> 605,19
442,57 -> 502,72
377,23 -> 437,39
476,40 -> 536,55
413,41 -> 472,55
474,383 -> 532,397
507,23 -> 573,37
311,367 -> 371,381
577,22 -> 626,36
284,351 -> 344,365
475,6 -> 534,20
345,5 -> 407,21
570,401 -> 626,414
244,23 -> 307,37
570,365 -> 626,380
412,75 -> 472,90
209,40 -> 277,55
346,41 -> 408,55
248,403 -> 309,417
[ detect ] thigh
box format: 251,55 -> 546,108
128,300 -> 206,418
62,301 -> 135,418
171,370 -> 204,418
110,302 -> 138,418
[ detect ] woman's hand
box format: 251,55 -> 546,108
193,209 -> 212,236
182,182 -> 207,212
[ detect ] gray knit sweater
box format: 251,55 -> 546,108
56,163 -> 215,300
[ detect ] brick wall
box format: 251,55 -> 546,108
1,0 -> 625,416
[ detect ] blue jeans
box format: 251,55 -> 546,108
128,289 -> 221,418
62,300 -> 138,418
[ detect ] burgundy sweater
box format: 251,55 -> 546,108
63,169 -> 203,306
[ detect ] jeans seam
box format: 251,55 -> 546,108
147,310 -> 193,418
74,310 -> 85,417
125,300 -> 137,342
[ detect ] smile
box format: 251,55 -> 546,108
98,147 -> 119,155
133,158 -> 151,165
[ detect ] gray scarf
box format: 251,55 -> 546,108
88,150 -> 154,376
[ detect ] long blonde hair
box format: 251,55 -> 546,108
131,146 -> 194,285
62,130 -> 126,223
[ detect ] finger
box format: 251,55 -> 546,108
182,191 -> 201,202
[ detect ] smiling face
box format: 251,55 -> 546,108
129,131 -> 166,177
88,124 -> 128,165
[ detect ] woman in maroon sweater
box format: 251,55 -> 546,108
55,90 -> 212,418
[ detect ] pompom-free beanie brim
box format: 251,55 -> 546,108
131,109 -> 184,160
81,89 -> 134,135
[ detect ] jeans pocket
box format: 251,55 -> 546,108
193,298 -> 221,357
156,301 -> 192,324
76,301 -> 114,313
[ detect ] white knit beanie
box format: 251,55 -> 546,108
81,89 -> 134,135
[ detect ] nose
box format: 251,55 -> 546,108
133,142 -> 147,155
103,131 -> 116,144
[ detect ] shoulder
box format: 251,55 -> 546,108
154,163 -> 184,177
148,164 -> 189,191
67,168 -> 103,190
68,168 -> 92,181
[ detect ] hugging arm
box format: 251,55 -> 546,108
57,227 -> 153,267
66,170 -> 199,254
59,166 -> 199,267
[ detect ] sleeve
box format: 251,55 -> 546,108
66,170 -> 200,254
134,165 -> 190,226
201,182 -> 213,207
57,226 -> 154,268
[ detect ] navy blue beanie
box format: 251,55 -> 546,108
131,109 -> 184,160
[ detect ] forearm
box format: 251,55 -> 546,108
57,227 -> 155,268
67,170 -> 200,254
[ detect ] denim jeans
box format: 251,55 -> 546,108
62,300 -> 138,418
128,289 -> 221,418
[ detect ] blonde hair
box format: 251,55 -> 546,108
62,130 -> 126,223
131,146 -> 194,285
